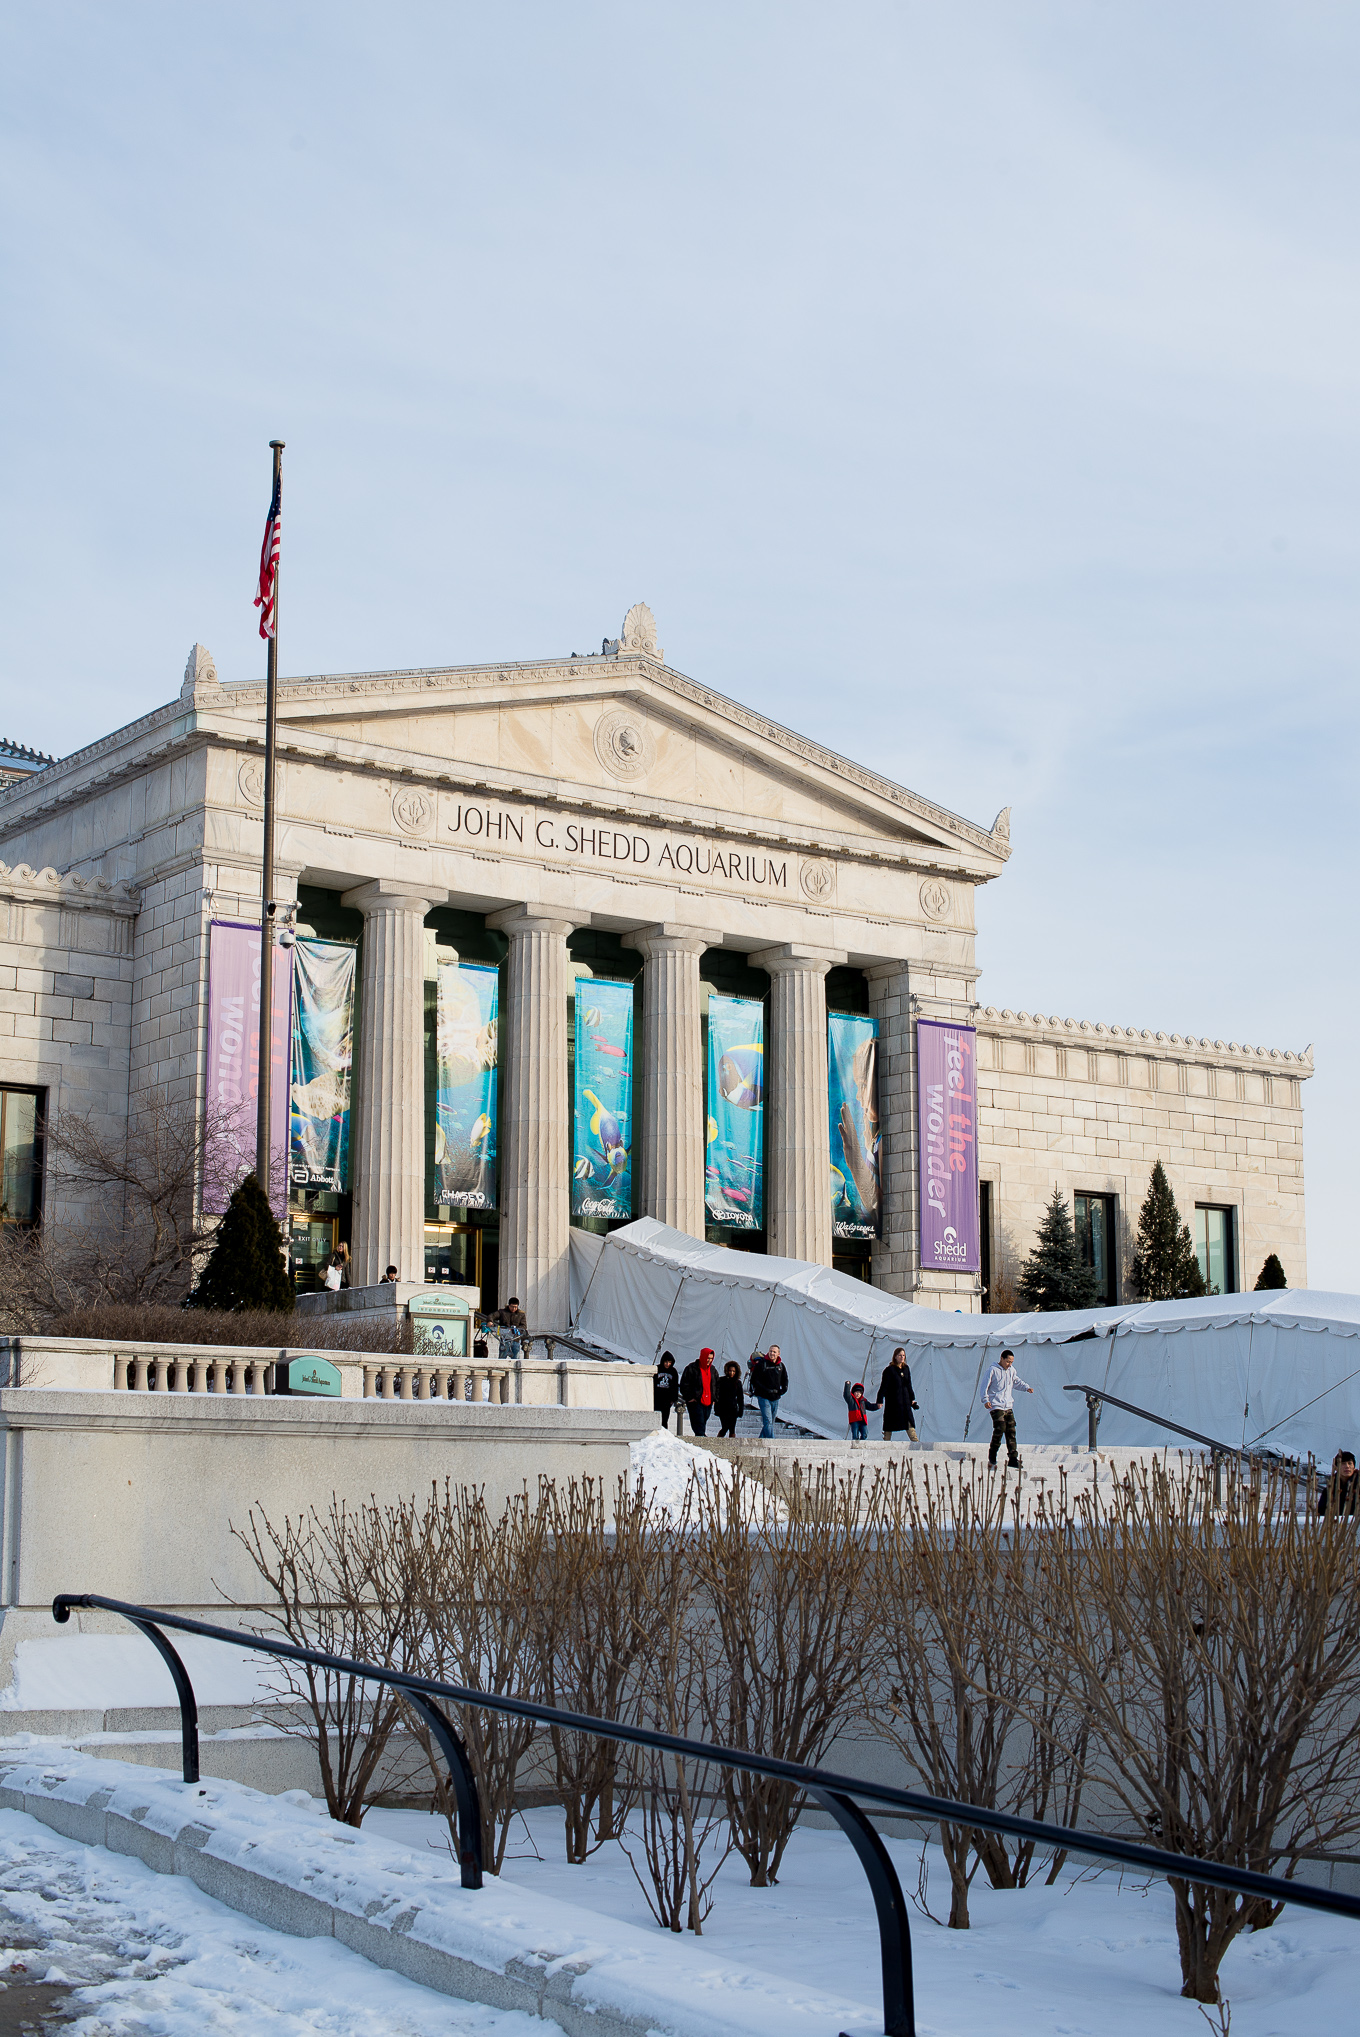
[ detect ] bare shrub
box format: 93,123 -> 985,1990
232,1498 -> 426,1825
619,1547 -> 730,1932
863,1461 -> 1088,1928
529,1477 -> 668,1862
0,1223 -> 77,1334
42,1302 -> 413,1355
696,1463 -> 873,1888
403,1482 -> 549,1874
1040,1461 -> 1360,2004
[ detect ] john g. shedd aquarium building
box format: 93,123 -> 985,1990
0,608 -> 1311,1324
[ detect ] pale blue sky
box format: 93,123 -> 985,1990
2,4 -> 1356,1282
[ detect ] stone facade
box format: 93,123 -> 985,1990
0,623 -> 1311,1322
977,1009 -> 1311,1301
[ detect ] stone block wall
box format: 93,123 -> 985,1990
0,863 -> 138,1229
976,1008 -> 1311,1303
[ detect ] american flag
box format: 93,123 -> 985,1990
254,469 -> 281,641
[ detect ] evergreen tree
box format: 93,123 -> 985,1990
190,1172 -> 294,1313
1017,1184 -> 1102,1312
1128,1161 -> 1207,1302
1254,1252 -> 1287,1291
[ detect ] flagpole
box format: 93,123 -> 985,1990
255,438 -> 285,1196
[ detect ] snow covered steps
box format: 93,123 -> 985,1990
0,1749 -> 878,2037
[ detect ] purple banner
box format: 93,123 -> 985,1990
205,921 -> 291,1216
917,1018 -> 978,1272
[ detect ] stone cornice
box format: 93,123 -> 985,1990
976,1005 -> 1313,1077
0,860 -> 140,914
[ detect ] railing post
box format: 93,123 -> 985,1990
1084,1390 -> 1100,1452
401,1692 -> 484,1890
809,1786 -> 914,2037
53,1595 -> 200,1785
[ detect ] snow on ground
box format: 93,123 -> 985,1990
365,1803 -> 1357,2037
0,1807 -> 547,2035
626,1427 -> 740,1517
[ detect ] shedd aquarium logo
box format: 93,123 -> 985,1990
932,1223 -> 970,1265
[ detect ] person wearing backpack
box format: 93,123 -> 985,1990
748,1343 -> 788,1438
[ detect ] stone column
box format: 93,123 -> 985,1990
750,944 -> 845,1266
487,904 -> 574,1332
342,880 -> 438,1287
622,924 -> 709,1239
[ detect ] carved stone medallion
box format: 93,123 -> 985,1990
593,708 -> 657,780
919,877 -> 951,922
799,856 -> 836,903
237,759 -> 265,807
391,786 -> 435,836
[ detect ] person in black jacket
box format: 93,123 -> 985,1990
749,1344 -> 789,1437
715,1361 -> 745,1437
679,1348 -> 717,1436
871,1347 -> 919,1443
653,1352 -> 681,1432
1317,1449 -> 1358,1516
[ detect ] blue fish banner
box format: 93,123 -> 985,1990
573,977 -> 634,1220
705,992 -> 764,1231
436,961 -> 499,1210
289,938 -> 356,1192
828,1011 -> 880,1239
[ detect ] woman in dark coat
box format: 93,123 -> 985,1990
715,1360 -> 745,1438
871,1347 -> 919,1442
653,1351 -> 681,1432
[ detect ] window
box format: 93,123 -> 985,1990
980,1180 -> 994,1309
0,1086 -> 44,1226
1194,1205 -> 1236,1296
1074,1192 -> 1117,1306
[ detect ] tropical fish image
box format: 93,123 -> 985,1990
468,1111 -> 492,1147
582,1089 -> 629,1182
590,1035 -> 627,1060
830,1162 -> 856,1210
717,1044 -> 763,1111
707,1115 -> 718,1146
581,1006 -> 602,1028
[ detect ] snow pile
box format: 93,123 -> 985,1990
627,1428 -> 786,1521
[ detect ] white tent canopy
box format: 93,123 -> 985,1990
570,1219 -> 1360,1460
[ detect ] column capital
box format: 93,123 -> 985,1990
486,902 -> 576,939
341,878 -> 441,918
748,941 -> 847,977
621,922 -> 713,961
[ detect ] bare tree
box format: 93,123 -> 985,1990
1041,1461 -> 1360,2004
696,1462 -> 873,1888
232,1497 -> 425,1825
862,1461 -> 1089,1928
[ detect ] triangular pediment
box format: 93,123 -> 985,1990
209,654 -> 1007,870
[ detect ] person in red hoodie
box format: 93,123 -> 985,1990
843,1378 -> 870,1443
680,1348 -> 717,1436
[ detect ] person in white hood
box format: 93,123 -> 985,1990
981,1348 -> 1033,1469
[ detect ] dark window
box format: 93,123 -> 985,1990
980,1180 -> 994,1309
0,1086 -> 44,1226
1074,1192 -> 1117,1306
1194,1205 -> 1236,1295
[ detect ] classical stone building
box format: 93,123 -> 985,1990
0,611 -> 1310,1322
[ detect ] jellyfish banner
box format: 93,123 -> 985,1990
435,961 -> 500,1210
828,1012 -> 881,1239
572,977 -> 634,1220
289,938 -> 357,1192
204,920 -> 291,1215
705,992 -> 764,1231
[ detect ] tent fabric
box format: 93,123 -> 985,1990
571,1219 -> 1360,1459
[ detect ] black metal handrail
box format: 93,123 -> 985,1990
1062,1381 -> 1289,1464
52,1591 -> 1360,2037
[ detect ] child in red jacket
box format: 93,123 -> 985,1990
843,1379 -> 870,1442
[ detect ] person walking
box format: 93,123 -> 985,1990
843,1378 -> 871,1443
749,1343 -> 789,1438
981,1348 -> 1033,1470
680,1347 -> 717,1436
871,1347 -> 919,1443
495,1297 -> 527,1356
653,1351 -> 681,1432
323,1251 -> 343,1293
334,1241 -> 351,1288
716,1361 -> 745,1438
1317,1448 -> 1358,1516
